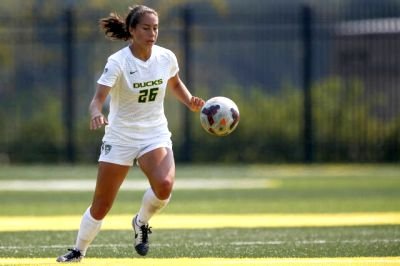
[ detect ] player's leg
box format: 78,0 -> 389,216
138,147 -> 175,222
77,162 -> 130,252
90,162 -> 131,219
57,162 -> 130,262
133,147 -> 175,255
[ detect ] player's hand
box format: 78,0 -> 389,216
90,114 -> 108,130
189,96 -> 205,112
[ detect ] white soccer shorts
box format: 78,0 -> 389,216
98,137 -> 172,166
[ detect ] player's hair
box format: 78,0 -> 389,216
99,5 -> 158,41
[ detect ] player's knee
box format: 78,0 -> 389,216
154,177 -> 174,200
90,201 -> 112,220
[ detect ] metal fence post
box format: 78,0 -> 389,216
181,6 -> 193,162
64,8 -> 75,163
301,5 -> 314,163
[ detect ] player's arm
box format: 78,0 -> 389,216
168,73 -> 204,112
89,84 -> 111,130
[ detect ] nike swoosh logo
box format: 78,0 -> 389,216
130,70 -> 138,74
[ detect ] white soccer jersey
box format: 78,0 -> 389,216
97,45 -> 179,145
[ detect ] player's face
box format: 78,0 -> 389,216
130,13 -> 158,49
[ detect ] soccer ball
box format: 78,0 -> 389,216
200,96 -> 240,136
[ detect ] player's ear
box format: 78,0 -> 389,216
129,26 -> 135,37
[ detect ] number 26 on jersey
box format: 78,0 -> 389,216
138,87 -> 159,103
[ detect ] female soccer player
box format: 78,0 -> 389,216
57,5 -> 204,262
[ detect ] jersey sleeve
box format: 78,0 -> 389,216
169,51 -> 180,78
97,57 -> 122,88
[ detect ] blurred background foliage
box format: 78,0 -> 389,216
0,0 -> 399,163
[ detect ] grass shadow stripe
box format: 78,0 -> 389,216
2,239 -> 400,251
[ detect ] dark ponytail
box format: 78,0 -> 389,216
99,12 -> 130,41
99,5 -> 158,41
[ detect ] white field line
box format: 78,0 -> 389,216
1,238 -> 400,250
0,178 -> 278,191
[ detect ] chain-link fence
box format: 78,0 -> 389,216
0,1 -> 399,163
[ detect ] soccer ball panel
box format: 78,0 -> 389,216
200,96 -> 240,136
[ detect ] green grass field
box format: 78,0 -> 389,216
0,164 -> 399,265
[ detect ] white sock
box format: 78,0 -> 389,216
75,207 -> 102,255
136,188 -> 170,225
